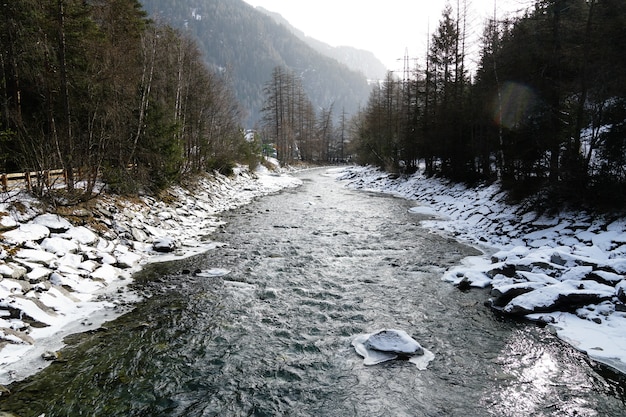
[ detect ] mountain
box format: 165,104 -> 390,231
256,7 -> 387,81
138,0 -> 373,127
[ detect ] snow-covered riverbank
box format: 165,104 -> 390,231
2,164 -> 625,387
0,164 -> 301,384
338,165 -> 626,375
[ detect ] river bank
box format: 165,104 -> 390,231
2,163 -> 625,388
0,163 -> 302,384
338,165 -> 626,375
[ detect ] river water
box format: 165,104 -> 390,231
1,168 -> 625,417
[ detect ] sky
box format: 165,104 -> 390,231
242,0 -> 533,72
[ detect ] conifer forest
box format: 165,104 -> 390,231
1,0 -> 626,209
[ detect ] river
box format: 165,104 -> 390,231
1,168 -> 624,416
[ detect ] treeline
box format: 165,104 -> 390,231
354,0 -> 626,207
0,0 -> 248,200
260,66 -> 349,163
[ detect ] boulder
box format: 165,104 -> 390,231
0,213 -> 18,232
489,281 -> 544,308
503,280 -> 615,315
352,329 -> 434,369
2,224 -> 50,245
62,226 -> 98,245
364,329 -> 424,356
40,237 -> 79,256
32,214 -> 72,233
0,262 -> 28,280
153,237 -> 178,253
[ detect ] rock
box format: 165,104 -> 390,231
61,226 -> 98,245
0,262 -> 28,280
14,248 -> 58,267
363,329 -> 424,356
153,237 -> 178,253
0,328 -> 35,345
131,227 -> 149,242
586,270 -> 623,286
41,350 -> 59,361
489,282 -> 544,308
91,264 -> 118,282
26,266 -> 52,284
503,280 -> 615,315
617,281 -> 626,303
2,223 -> 50,245
487,263 -> 517,278
352,329 -> 434,369
32,213 -> 72,233
0,213 -> 18,232
40,237 -> 79,256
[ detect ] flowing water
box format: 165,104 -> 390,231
1,168 -> 625,417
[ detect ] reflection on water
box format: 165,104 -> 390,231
486,328 -> 621,416
1,169 -> 625,416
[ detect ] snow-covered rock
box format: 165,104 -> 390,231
32,214 -> 72,233
339,165 -> 626,374
363,329 -> 424,355
352,329 -> 434,369
0,164 -> 302,384
40,237 -> 79,256
0,213 -> 18,231
2,224 -> 50,245
152,237 -> 178,253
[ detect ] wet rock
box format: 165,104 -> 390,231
489,282 -> 544,308
487,263 -> 517,278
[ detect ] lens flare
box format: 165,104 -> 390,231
492,82 -> 537,129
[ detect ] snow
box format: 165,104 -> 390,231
0,164 -> 301,384
339,165 -> 626,375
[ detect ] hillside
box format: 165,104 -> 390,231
139,0 -> 373,126
256,7 -> 387,81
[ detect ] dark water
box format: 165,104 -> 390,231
1,168 -> 625,417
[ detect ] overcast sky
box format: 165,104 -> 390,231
242,0 -> 533,72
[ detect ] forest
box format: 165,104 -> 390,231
138,0 -> 372,127
353,0 -> 626,209
2,0 -> 626,211
0,0 -> 248,200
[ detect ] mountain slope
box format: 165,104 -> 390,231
257,7 -> 387,81
139,0 -> 372,126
